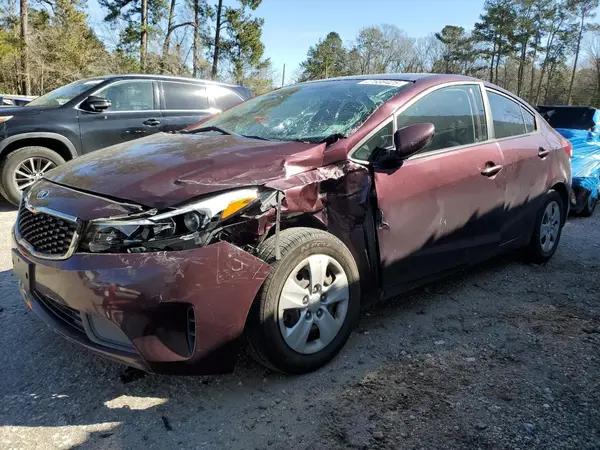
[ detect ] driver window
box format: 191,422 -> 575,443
354,121 -> 394,161
396,84 -> 487,153
95,81 -> 154,112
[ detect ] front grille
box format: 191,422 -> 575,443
18,203 -> 78,257
35,291 -> 85,334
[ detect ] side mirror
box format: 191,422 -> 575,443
82,95 -> 111,113
393,123 -> 435,159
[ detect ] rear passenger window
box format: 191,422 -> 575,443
522,107 -> 536,133
163,82 -> 209,110
396,84 -> 487,153
487,91 -> 527,138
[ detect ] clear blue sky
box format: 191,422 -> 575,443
258,0 -> 486,81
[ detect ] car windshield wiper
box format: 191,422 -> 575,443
240,134 -> 273,141
183,125 -> 237,136
319,133 -> 347,145
284,134 -> 347,145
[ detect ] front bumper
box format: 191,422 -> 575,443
570,184 -> 595,213
12,240 -> 271,374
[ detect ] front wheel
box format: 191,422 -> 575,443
246,228 -> 360,374
0,146 -> 65,205
524,190 -> 564,263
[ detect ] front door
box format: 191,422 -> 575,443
368,83 -> 507,291
78,79 -> 162,153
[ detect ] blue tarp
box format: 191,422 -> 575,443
554,108 -> 600,200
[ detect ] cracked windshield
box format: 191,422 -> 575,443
202,80 -> 409,143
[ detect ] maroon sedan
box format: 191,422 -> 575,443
12,74 -> 571,375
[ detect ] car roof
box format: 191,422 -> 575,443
0,94 -> 37,100
310,73 -> 479,83
81,74 -> 243,89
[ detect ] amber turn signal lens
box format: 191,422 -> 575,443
222,197 -> 255,219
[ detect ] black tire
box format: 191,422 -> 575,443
524,190 -> 564,264
0,146 -> 65,205
579,192 -> 597,217
246,227 -> 360,374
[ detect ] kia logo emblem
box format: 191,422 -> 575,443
36,190 -> 50,200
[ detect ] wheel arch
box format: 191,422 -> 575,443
550,181 -> 569,224
0,133 -> 78,162
258,210 -> 379,303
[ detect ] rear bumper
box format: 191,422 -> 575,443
12,240 -> 271,375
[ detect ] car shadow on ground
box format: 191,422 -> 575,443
0,199 -> 17,212
0,249 -> 543,450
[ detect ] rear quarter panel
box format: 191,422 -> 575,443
540,121 -> 572,207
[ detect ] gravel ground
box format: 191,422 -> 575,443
0,200 -> 599,450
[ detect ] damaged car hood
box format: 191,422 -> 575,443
45,132 -> 327,208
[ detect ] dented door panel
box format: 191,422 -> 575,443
373,142 -> 506,290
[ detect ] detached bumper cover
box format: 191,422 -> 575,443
13,241 -> 271,374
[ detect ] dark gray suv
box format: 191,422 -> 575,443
0,75 -> 251,204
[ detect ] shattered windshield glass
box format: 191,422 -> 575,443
200,79 -> 410,143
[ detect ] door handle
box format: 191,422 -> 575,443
376,209 -> 389,230
481,163 -> 503,177
538,147 -> 550,158
143,118 -> 161,126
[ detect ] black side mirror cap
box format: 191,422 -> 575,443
394,123 -> 435,159
82,95 -> 111,113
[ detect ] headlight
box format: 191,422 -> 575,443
81,188 -> 260,253
0,116 -> 13,124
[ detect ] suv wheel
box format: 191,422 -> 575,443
524,189 -> 564,263
247,228 -> 360,374
0,146 -> 65,205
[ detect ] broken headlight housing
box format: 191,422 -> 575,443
80,188 -> 262,253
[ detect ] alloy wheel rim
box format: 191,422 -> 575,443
540,201 -> 560,253
14,157 -> 56,191
278,254 -> 349,355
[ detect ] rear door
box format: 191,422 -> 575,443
362,83 -> 507,290
486,90 -> 548,244
78,79 -> 161,153
159,81 -> 215,132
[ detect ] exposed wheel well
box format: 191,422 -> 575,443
551,182 -> 569,223
280,214 -> 327,233
1,138 -> 74,162
260,213 -> 327,243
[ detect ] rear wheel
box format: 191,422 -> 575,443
0,146 -> 65,205
524,190 -> 564,263
246,228 -> 360,374
579,191 -> 597,217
